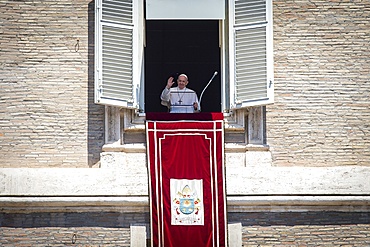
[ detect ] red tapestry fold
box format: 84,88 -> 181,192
146,114 -> 227,247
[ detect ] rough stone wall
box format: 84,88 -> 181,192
2,0 -> 369,168
0,212 -> 149,246
269,0 -> 370,166
1,211 -> 369,246
230,211 -> 370,246
0,0 -> 104,167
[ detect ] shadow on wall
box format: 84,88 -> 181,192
88,1 -> 105,167
228,211 -> 370,226
0,212 -> 149,228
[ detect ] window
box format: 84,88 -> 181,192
229,0 -> 274,108
95,0 -> 273,112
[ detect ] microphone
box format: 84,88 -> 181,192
198,71 -> 218,112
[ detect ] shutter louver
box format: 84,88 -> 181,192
235,0 -> 266,25
101,25 -> 133,100
230,0 -> 273,108
235,26 -> 267,102
102,0 -> 132,24
95,0 -> 137,108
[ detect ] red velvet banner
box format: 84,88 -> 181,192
146,113 -> 227,247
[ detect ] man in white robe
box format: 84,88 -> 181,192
160,74 -> 199,113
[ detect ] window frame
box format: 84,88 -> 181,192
95,0 -> 273,112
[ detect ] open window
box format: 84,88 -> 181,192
95,0 -> 273,113
144,20 -> 221,113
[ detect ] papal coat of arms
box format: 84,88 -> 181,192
170,179 -> 204,225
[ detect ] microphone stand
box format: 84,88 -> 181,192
198,71 -> 218,112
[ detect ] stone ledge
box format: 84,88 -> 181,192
102,143 -> 269,153
1,196 -> 369,213
2,166 -> 369,195
128,112 -> 245,129
0,196 -> 149,213
227,195 -> 370,212
102,143 -> 146,152
225,143 -> 270,152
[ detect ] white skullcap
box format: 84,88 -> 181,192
178,74 -> 188,80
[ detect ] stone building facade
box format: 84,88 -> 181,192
1,0 -> 369,246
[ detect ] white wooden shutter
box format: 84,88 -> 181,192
229,0 -> 274,108
95,0 -> 142,108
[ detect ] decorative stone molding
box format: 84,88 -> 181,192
1,196 -> 369,214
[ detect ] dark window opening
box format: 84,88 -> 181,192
144,20 -> 221,113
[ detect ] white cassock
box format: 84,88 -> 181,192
161,87 -> 199,113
